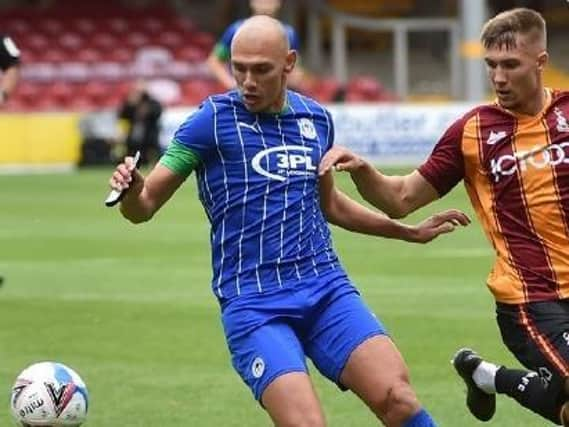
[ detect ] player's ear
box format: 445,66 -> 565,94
284,50 -> 296,74
536,50 -> 548,71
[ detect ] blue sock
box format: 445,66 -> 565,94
403,408 -> 437,427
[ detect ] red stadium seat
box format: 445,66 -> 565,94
40,18 -> 64,36
58,32 -> 84,52
106,17 -> 130,35
174,46 -> 206,63
71,18 -> 97,36
24,34 -> 50,53
75,48 -> 103,64
14,81 -> 41,105
155,31 -> 184,49
39,49 -> 69,64
134,46 -> 172,65
47,81 -> 75,105
91,62 -> 127,81
4,19 -> 31,37
21,63 -> 57,82
191,31 -> 215,51
125,32 -> 150,49
138,17 -> 165,35
58,62 -> 90,82
88,33 -> 118,50
106,48 -> 134,63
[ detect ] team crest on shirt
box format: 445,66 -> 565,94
554,107 -> 569,132
297,118 -> 317,140
251,357 -> 265,378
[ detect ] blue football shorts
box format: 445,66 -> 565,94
220,275 -> 388,401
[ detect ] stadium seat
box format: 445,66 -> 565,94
58,32 -> 84,52
174,46 -> 206,63
134,46 -> 173,65
107,48 -> 134,64
75,48 -> 103,64
48,81 -> 75,105
21,63 -> 57,82
125,32 -> 150,49
88,33 -> 118,50
91,62 -> 126,82
58,62 -> 90,82
40,18 -> 64,36
71,18 -> 97,35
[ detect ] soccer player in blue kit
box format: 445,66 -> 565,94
109,15 -> 470,427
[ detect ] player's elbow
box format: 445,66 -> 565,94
119,206 -> 154,224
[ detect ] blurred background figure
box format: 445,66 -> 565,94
0,33 -> 20,106
117,80 -> 162,166
206,0 -> 309,92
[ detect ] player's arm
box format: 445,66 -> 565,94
206,50 -> 236,90
318,171 -> 469,243
110,159 -> 185,224
1,64 -> 19,102
0,35 -> 20,103
320,115 -> 467,218
206,24 -> 237,90
319,148 -> 438,218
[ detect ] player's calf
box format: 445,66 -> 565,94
373,381 -> 435,427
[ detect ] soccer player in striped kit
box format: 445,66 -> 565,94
320,7 -> 569,426
109,15 -> 470,427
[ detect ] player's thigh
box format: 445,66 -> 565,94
226,320 -> 308,402
262,371 -> 326,427
303,289 -> 387,388
497,301 -> 569,393
339,335 -> 420,417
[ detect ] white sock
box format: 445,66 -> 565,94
472,361 -> 499,394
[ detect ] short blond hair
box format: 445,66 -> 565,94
481,8 -> 546,50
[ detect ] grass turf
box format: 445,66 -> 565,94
0,168 -> 546,426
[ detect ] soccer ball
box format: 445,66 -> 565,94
10,361 -> 89,426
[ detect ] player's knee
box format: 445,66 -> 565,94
373,381 -> 421,425
275,408 -> 326,427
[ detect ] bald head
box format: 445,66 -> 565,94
232,15 -> 290,58
229,15 -> 296,113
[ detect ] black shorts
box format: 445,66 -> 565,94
496,300 -> 569,389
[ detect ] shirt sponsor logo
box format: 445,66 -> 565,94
252,145 -> 317,182
490,141 -> 569,182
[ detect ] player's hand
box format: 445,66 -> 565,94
409,209 -> 471,243
109,156 -> 144,195
319,145 -> 365,176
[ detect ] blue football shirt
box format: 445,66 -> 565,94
161,90 -> 348,301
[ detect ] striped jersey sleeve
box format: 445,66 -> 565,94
417,115 -> 468,196
172,99 -> 216,160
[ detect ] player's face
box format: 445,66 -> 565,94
484,34 -> 547,114
232,50 -> 294,113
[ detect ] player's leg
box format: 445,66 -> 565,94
304,287 -> 436,427
226,319 -> 326,427
262,371 -> 326,427
453,300 -> 569,424
340,335 -> 435,426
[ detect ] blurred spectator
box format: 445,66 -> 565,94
207,0 -> 308,91
118,80 -> 162,166
0,34 -> 21,106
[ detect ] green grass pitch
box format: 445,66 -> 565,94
0,168 -> 548,426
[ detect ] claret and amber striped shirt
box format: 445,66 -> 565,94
419,89 -> 569,304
